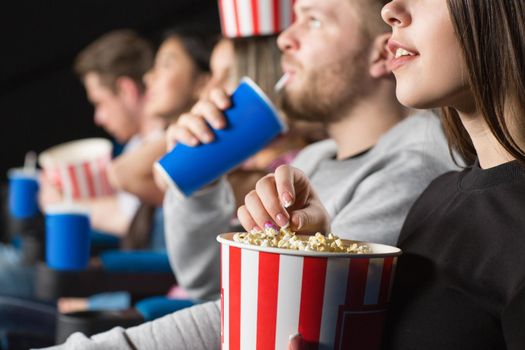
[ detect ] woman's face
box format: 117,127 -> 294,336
200,38 -> 235,98
144,37 -> 207,119
381,0 -> 474,112
210,39 -> 235,91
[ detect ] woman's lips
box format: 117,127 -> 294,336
388,54 -> 417,71
387,39 -> 419,71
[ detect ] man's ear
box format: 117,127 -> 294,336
115,76 -> 141,104
369,32 -> 393,79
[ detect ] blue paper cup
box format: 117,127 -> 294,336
8,168 -> 40,219
155,77 -> 287,197
45,204 -> 91,271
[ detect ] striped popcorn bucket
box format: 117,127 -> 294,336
38,138 -> 114,200
217,233 -> 402,350
218,0 -> 296,38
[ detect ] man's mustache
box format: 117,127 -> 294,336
281,55 -> 303,71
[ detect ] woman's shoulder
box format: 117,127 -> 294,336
397,170 -> 463,239
408,170 -> 462,209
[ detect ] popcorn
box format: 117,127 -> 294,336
233,227 -> 369,254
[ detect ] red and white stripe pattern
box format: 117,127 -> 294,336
46,155 -> 113,200
218,0 -> 296,38
221,245 -> 397,350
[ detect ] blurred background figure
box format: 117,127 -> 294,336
0,30 -> 159,305
36,32 -> 163,317
110,27 -> 219,205
40,29 -> 160,239
57,28 -> 218,315
143,28 -> 216,122
115,27 -> 219,208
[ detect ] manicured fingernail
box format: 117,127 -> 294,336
251,226 -> 261,233
276,213 -> 289,228
288,333 -> 301,341
282,192 -> 293,208
264,221 -> 278,230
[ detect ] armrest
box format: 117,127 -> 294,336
90,230 -> 121,255
0,295 -> 56,348
35,261 -> 175,301
100,251 -> 171,273
55,296 -> 196,342
56,309 -> 144,344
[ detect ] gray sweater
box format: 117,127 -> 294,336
162,177 -> 234,302
43,111 -> 457,349
296,110 -> 455,245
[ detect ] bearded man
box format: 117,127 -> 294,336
162,0 -> 456,246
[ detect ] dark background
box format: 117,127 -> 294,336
0,0 -> 220,182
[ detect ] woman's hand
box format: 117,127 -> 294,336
237,165 -> 330,234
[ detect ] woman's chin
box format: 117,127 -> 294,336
396,88 -> 439,110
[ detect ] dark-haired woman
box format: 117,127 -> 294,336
380,0 -> 525,348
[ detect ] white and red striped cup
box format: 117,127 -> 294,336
217,233 -> 401,350
38,138 -> 114,200
218,0 -> 296,38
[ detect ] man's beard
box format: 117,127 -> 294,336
279,51 -> 370,125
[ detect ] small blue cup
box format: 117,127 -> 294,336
8,168 -> 40,219
45,204 -> 91,271
155,77 -> 287,197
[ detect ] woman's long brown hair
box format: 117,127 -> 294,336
442,0 -> 525,166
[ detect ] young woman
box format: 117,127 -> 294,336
143,29 -> 214,122
111,28 -> 217,204
381,1 -> 525,348
277,0 -> 525,348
